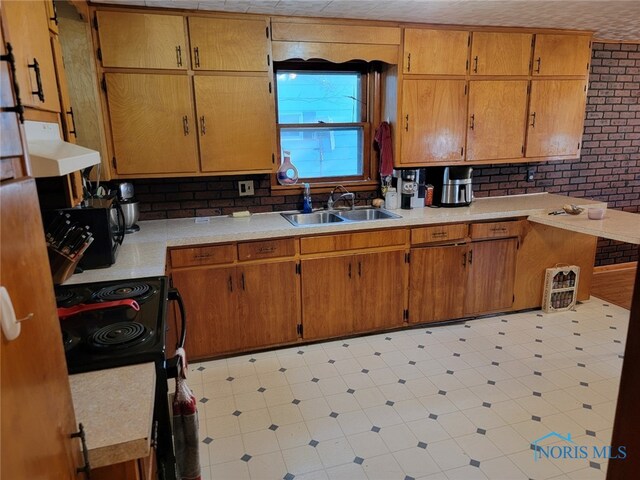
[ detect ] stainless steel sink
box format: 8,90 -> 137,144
281,208 -> 401,226
281,211 -> 345,226
335,208 -> 401,221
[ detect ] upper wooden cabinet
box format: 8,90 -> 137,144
2,0 -> 60,111
105,73 -> 199,175
96,11 -> 187,69
532,34 -> 592,76
526,79 -> 587,158
400,79 -> 467,164
188,17 -> 269,71
403,29 -> 469,75
194,75 -> 275,173
467,80 -> 528,161
470,32 -> 532,76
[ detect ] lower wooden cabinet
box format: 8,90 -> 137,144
92,447 -> 155,480
301,250 -> 406,340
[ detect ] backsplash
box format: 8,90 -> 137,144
131,42 -> 638,266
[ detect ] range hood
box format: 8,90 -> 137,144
24,121 -> 100,177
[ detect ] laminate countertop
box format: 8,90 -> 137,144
66,192 -> 632,285
69,363 -> 156,468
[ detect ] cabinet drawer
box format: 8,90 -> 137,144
170,244 -> 236,268
238,238 -> 296,261
300,229 -> 408,255
470,220 -> 525,240
411,224 -> 468,245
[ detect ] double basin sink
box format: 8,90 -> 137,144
281,208 -> 401,226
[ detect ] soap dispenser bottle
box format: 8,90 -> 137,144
303,183 -> 313,213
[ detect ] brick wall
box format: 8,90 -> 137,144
131,42 -> 639,265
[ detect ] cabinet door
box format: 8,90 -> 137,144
467,80 -> 528,161
171,266 -> 240,358
403,29 -> 469,75
96,11 -> 187,69
189,17 -> 269,71
2,0 -> 60,111
239,261 -> 299,349
409,244 -> 467,323
301,255 -> 354,340
470,32 -> 532,76
354,250 -> 405,331
194,75 -> 275,173
532,34 -> 591,76
105,73 -> 198,175
526,79 -> 587,158
401,79 -> 466,164
465,238 -> 517,315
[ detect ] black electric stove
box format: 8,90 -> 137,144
56,277 -> 168,374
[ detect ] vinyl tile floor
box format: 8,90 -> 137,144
181,298 -> 629,480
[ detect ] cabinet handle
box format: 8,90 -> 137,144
473,55 -> 478,73
432,232 -> 447,238
182,115 -> 189,135
358,261 -> 362,277
0,43 -> 24,123
241,273 -> 245,290
406,53 -> 411,72
194,46 -> 200,68
71,423 -> 91,478
530,112 -> 536,128
348,263 -> 352,279
404,114 -> 409,132
468,249 -> 473,265
50,0 -> 59,25
534,57 -> 541,73
66,107 -> 77,137
228,275 -> 233,292
462,252 -> 467,267
469,114 -> 475,130
200,115 -> 206,135
490,227 -> 507,232
27,58 -> 45,102
175,45 -> 182,67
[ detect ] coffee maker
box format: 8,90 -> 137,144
393,168 -> 427,209
429,166 -> 473,207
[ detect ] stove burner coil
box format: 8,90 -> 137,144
87,322 -> 149,350
93,283 -> 153,302
56,290 -> 75,304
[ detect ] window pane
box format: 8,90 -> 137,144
280,127 -> 363,179
276,71 -> 362,124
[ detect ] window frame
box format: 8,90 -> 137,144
272,61 -> 380,190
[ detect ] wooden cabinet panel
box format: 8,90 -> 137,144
301,255 -> 353,340
411,224 -> 468,245
238,238 -> 296,261
532,34 -> 591,76
526,79 -> 587,158
470,32 -> 532,76
239,261 -> 299,349
470,220 -> 525,240
465,238 -> 517,315
171,266 -> 240,358
409,244 -> 467,323
300,229 -> 408,255
96,11 -> 187,69
272,22 -> 400,45
189,17 -> 269,71
403,29 -> 469,75
467,80 -> 528,161
354,250 -> 405,331
105,73 -> 199,175
170,244 -> 236,268
401,79 -> 467,164
3,0 -> 60,111
194,75 -> 275,173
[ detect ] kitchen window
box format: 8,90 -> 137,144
274,62 -> 375,186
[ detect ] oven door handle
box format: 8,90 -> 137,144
166,287 -> 186,380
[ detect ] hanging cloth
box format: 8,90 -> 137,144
374,121 -> 394,178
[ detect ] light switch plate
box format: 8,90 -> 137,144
238,180 -> 254,197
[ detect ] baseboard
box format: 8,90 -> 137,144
594,261 -> 638,273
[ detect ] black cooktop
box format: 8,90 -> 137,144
55,276 -> 169,374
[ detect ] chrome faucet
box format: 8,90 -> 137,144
327,185 -> 355,210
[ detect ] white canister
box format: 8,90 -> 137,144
385,188 -> 398,210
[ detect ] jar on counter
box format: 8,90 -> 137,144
385,188 -> 398,210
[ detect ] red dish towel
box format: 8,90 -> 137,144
374,121 -> 394,177
172,348 -> 201,480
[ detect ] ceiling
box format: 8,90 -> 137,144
93,0 -> 640,41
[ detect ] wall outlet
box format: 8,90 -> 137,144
238,180 -> 254,196
526,167 -> 535,182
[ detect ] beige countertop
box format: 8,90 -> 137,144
69,363 -> 156,468
66,192 -> 620,285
